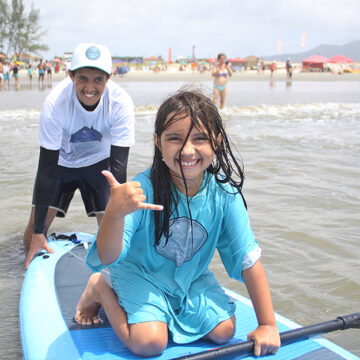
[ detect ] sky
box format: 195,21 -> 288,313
24,0 -> 360,60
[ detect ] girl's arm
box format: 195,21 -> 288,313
242,260 -> 280,356
97,171 -> 163,265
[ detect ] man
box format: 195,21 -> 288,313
37,59 -> 45,86
24,43 -> 135,269
0,59 -> 3,90
286,58 -> 293,79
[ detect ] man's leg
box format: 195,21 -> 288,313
23,207 -> 57,249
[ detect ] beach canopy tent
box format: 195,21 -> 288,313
130,58 -> 143,64
328,55 -> 354,63
244,55 -> 259,69
302,55 -> 329,71
228,58 -> 246,63
145,56 -> 160,62
208,58 -> 217,63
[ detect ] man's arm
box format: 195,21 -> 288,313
32,147 -> 60,233
25,147 -> 59,269
110,145 -> 129,184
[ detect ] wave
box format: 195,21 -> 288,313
1,102 -> 359,123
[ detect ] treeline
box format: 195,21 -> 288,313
0,0 -> 48,57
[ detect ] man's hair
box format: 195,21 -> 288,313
69,67 -> 110,79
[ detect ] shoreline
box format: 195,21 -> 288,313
5,69 -> 360,86
116,70 -> 360,82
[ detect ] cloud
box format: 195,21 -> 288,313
24,0 -> 360,58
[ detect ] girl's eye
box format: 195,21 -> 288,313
195,136 -> 209,142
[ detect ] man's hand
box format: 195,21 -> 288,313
25,233 -> 54,270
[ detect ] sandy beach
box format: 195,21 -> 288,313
8,67 -> 360,87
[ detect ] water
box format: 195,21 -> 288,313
1,78 -> 359,359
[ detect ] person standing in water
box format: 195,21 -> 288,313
24,42 -> 135,269
212,53 -> 232,109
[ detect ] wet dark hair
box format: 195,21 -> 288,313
151,87 -> 246,245
217,53 -> 226,60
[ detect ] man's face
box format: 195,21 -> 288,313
69,67 -> 111,107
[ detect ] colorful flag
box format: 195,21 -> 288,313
168,48 -> 172,64
301,32 -> 306,48
277,37 -> 283,53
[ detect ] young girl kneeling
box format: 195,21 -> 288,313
75,89 -> 280,357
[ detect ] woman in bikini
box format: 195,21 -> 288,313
212,53 -> 232,109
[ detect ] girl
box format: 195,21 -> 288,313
212,53 -> 232,109
75,89 -> 280,357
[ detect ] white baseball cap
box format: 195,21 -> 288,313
70,43 -> 112,75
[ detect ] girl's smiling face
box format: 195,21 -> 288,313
155,114 -> 216,196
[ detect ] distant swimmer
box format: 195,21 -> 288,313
286,58 -> 292,79
212,53 -> 232,109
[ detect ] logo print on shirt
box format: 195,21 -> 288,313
155,217 -> 208,267
85,46 -> 101,60
70,126 -> 102,143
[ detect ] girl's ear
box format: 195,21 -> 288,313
154,133 -> 161,150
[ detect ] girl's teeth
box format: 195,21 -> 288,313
182,161 -> 196,166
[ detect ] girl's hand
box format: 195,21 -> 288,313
102,170 -> 163,217
247,324 -> 280,356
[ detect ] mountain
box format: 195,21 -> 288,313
263,40 -> 360,62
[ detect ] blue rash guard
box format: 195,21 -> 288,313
87,169 -> 261,343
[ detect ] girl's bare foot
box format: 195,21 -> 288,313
75,273 -> 104,325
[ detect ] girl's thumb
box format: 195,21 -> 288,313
102,170 -> 118,187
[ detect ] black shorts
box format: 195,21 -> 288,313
49,158 -> 110,218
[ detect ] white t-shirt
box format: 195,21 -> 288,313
39,77 -> 135,168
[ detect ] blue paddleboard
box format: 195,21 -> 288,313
20,232 -> 359,360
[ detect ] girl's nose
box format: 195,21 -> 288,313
182,140 -> 195,155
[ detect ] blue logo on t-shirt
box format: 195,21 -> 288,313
156,217 -> 208,267
85,46 -> 101,60
70,126 -> 102,143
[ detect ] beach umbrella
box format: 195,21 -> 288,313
117,66 -> 130,75
208,58 -> 217,63
53,58 -> 62,63
328,55 -> 354,63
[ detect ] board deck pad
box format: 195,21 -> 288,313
55,245 -> 111,330
20,233 -> 359,360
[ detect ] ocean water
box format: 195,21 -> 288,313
0,78 -> 359,359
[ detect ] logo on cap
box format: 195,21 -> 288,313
85,46 -> 101,60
